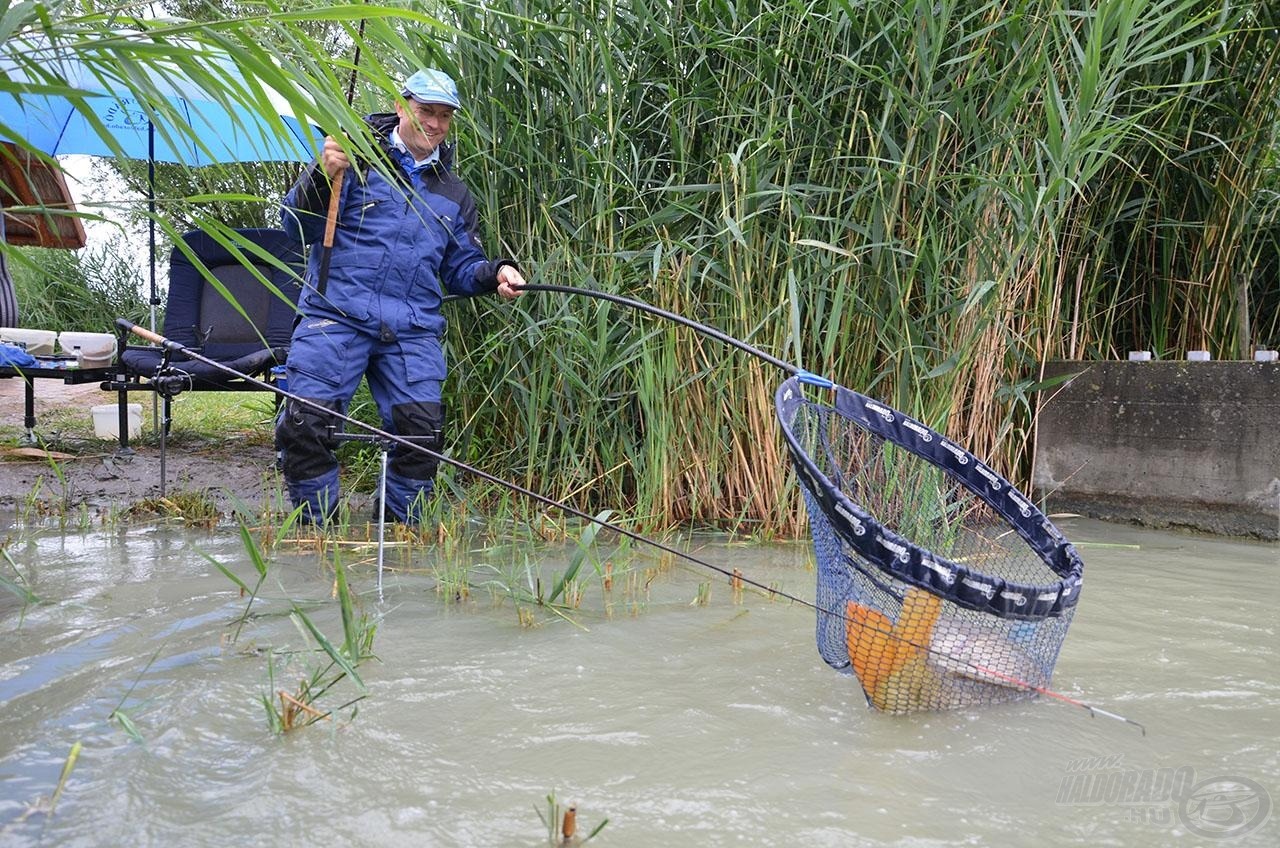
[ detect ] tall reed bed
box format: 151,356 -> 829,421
4,2 -> 1276,532
416,0 -> 1280,528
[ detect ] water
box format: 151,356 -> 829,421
0,517 -> 1275,846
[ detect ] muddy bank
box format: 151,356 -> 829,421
0,377 -> 285,515
0,439 -> 284,515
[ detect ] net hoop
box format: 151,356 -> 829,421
776,375 -> 1083,623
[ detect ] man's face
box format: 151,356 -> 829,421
395,99 -> 455,159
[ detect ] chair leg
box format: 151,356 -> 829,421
116,387 -> 133,456
21,377 -> 37,446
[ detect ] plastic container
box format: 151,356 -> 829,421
270,364 -> 289,392
0,327 -> 57,356
1186,350 -> 1211,362
58,331 -> 116,367
1255,349 -> 1278,363
1127,351 -> 1152,362
92,403 -> 141,440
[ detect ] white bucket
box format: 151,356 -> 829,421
92,403 -> 141,440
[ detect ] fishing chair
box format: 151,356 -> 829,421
102,227 -> 303,463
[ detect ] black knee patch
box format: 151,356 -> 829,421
390,401 -> 445,481
278,397 -> 344,481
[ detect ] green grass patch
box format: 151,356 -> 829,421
0,392 -> 277,450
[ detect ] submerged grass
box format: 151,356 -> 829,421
203,519 -> 377,733
127,489 -> 221,527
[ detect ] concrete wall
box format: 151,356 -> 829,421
1032,361 -> 1279,540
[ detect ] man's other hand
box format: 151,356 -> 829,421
496,265 -> 525,300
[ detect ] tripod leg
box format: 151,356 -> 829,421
377,447 -> 388,602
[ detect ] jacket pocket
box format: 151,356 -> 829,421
407,264 -> 445,331
306,247 -> 385,321
287,319 -> 362,392
397,333 -> 447,385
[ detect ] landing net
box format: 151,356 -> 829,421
775,375 -> 1084,714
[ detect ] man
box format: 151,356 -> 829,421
278,67 -> 524,524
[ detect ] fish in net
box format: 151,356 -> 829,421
775,374 -> 1084,714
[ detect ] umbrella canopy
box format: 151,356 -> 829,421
0,32 -> 321,327
0,33 -> 319,164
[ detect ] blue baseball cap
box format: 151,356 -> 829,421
402,68 -> 462,111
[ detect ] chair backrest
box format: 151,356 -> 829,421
161,228 -> 303,361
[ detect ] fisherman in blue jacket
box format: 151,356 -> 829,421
278,68 -> 524,524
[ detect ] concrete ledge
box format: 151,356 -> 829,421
1033,361 -> 1279,540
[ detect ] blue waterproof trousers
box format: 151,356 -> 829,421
277,316 -> 446,524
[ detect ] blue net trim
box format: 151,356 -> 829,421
776,376 -> 1083,623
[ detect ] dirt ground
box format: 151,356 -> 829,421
0,376 -> 283,514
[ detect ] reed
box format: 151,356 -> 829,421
427,0 -> 1280,530
200,518 -> 272,642
263,556 -> 375,732
204,518 -> 374,731
8,235 -> 149,334
0,546 -> 40,611
107,647 -> 162,743
537,790 -> 608,846
4,2 -> 1276,533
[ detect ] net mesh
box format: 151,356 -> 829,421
776,376 -> 1084,714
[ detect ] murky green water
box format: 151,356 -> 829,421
0,517 -> 1275,846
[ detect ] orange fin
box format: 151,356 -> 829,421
845,600 -> 898,703
846,588 -> 946,712
896,588 -> 943,654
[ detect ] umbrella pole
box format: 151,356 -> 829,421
148,125 -> 159,432
147,123 -> 159,333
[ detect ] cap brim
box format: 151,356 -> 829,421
403,90 -> 461,110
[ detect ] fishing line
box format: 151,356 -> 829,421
116,314 -> 1143,734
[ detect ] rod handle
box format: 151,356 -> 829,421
116,318 -> 164,346
323,169 -> 344,249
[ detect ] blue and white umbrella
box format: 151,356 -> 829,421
0,36 -> 319,164
0,32 -> 322,326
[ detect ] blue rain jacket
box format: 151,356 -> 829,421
281,112 -> 513,338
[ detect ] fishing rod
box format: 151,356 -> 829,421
115,317 -> 783,595
116,313 -> 1143,735
512,283 -> 799,376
